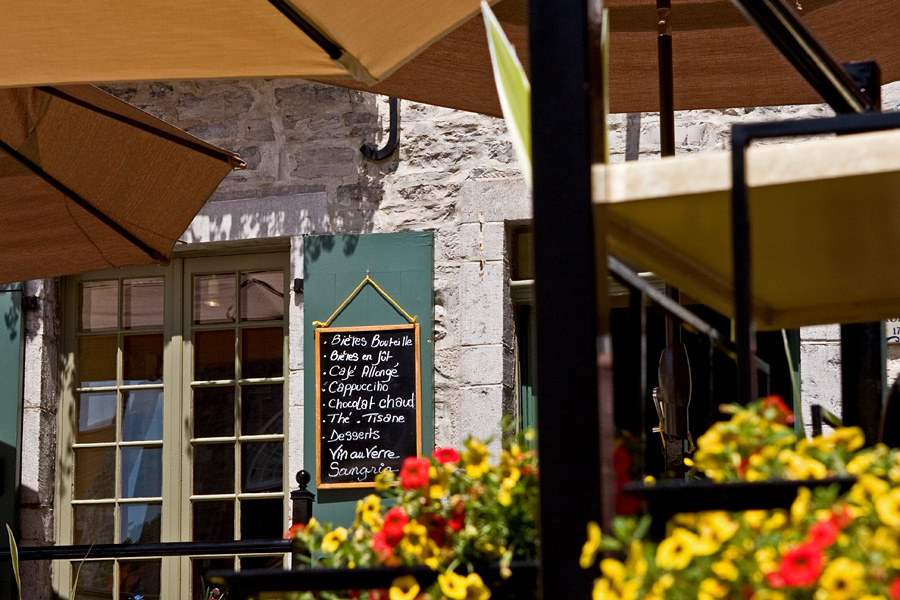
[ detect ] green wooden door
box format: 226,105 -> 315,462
304,232 -> 434,525
0,285 -> 24,596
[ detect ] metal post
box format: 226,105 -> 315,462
838,61 -> 884,446
291,470 -> 315,526
531,0 -> 604,598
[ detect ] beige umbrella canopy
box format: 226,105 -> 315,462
330,0 -> 899,116
0,85 -> 242,284
1,0 -> 486,88
3,0 -> 896,116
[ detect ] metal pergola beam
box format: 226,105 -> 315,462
729,0 -> 874,114
531,0 -> 605,599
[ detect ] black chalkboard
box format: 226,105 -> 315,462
315,324 -> 422,488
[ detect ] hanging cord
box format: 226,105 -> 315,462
312,271 -> 417,328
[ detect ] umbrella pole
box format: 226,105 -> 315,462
657,0 -> 689,476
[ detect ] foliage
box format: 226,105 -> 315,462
481,1 -> 531,187
584,397 -> 900,600
285,429 -> 539,600
6,524 -> 21,600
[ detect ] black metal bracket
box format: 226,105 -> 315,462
730,110 -> 900,407
729,0 -> 875,113
360,97 -> 400,161
608,256 -> 733,356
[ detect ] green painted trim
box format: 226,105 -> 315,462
0,285 -> 24,598
303,232 -> 435,526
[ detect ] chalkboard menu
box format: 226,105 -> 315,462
315,324 -> 422,488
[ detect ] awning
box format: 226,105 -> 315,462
593,127 -> 900,330
0,85 -> 241,284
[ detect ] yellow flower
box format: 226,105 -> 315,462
876,487 -> 900,527
656,528 -> 697,570
755,548 -> 778,574
751,591 -> 787,600
831,426 -> 865,451
815,557 -> 864,600
780,449 -> 827,480
712,560 -> 739,581
600,559 -> 626,587
389,575 -> 420,600
695,512 -> 738,554
358,495 -> 382,528
698,578 -> 729,600
791,487 -> 811,523
320,527 -> 348,553
580,521 -> 602,569
438,571 -> 468,600
650,574 -> 675,597
375,469 -> 397,492
871,526 -> 900,554
625,541 -> 648,578
594,578 -> 615,600
497,477 -> 516,507
463,438 -> 491,478
463,573 -> 491,600
428,466 -> 449,500
763,511 -> 787,532
848,474 -> 890,507
744,510 -> 766,530
848,453 -> 877,475
401,520 -> 428,557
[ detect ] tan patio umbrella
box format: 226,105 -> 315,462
1,0 -> 486,88
329,0 -> 898,116
0,85 -> 242,285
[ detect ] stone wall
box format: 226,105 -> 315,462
17,74 -> 900,597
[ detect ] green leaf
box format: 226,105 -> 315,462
481,1 -> 531,187
6,523 -> 22,600
632,515 -> 652,541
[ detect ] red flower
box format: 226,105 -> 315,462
613,444 -> 633,480
762,394 -> 795,425
434,448 -> 460,464
400,456 -> 431,490
448,504 -> 465,532
372,530 -> 395,563
807,519 -> 838,549
382,507 -> 408,546
832,507 -> 853,530
283,523 -> 304,539
615,481 -> 641,515
422,512 -> 448,546
766,570 -> 787,589
890,578 -> 900,600
778,543 -> 823,587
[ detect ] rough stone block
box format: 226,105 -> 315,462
19,407 -> 56,507
800,343 -> 842,427
459,262 -> 504,346
291,147 -> 358,178
458,179 -> 531,223
237,146 -> 262,171
184,122 -> 239,140
245,118 -> 276,141
459,222 -> 506,262
176,88 -> 255,121
460,345 -> 505,386
182,193 -> 329,243
801,324 -> 841,341
459,386 -> 505,456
